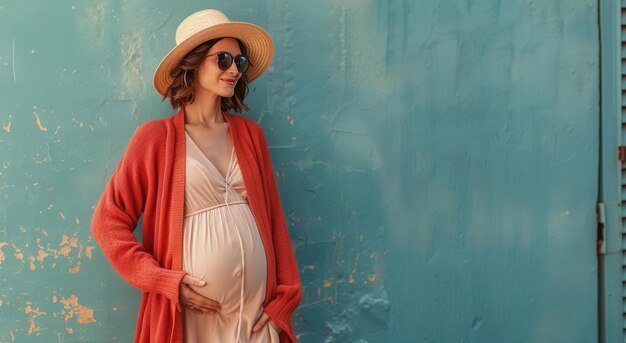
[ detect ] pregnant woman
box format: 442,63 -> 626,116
91,9 -> 301,343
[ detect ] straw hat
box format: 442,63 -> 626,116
153,9 -> 274,97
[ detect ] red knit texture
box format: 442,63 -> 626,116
91,108 -> 302,343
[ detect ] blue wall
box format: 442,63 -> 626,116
0,0 -> 599,342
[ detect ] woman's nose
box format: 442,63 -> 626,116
227,61 -> 240,75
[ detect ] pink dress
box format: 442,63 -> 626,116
182,131 -> 279,343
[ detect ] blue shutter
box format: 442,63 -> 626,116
600,1 -> 625,342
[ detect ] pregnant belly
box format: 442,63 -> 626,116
182,204 -> 268,313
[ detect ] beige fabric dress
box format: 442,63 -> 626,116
182,131 -> 279,343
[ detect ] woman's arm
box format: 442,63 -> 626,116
255,125 -> 302,342
90,123 -> 186,305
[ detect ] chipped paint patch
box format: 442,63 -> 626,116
119,32 -> 146,99
36,248 -> 48,262
359,287 -> 390,325
4,232 -> 89,273
59,294 -> 96,333
85,3 -> 105,50
33,111 -> 47,131
28,255 -> 35,270
0,242 -> 7,263
84,246 -> 95,259
56,233 -> 80,260
24,301 -> 47,335
12,244 -> 24,262
58,245 -> 71,257
68,261 -> 80,273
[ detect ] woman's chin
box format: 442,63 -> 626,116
219,90 -> 236,98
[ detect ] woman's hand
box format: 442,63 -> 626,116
252,312 -> 282,333
179,275 -> 221,315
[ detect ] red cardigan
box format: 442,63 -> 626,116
91,108 -> 302,342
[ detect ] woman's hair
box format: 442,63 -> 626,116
163,38 -> 251,112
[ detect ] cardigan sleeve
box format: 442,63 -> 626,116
255,125 -> 303,343
91,123 -> 186,305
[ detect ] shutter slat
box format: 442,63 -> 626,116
615,8 -> 626,337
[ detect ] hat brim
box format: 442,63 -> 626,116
153,22 -> 274,97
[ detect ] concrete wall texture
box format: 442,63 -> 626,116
0,0 -> 600,342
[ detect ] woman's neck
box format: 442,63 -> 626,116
184,92 -> 224,127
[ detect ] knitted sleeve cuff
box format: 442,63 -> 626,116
147,268 -> 186,309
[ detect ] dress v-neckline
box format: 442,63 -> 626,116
185,130 -> 235,180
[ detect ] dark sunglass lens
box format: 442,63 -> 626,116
217,52 -> 233,70
235,56 -> 249,73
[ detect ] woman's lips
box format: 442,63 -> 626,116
220,78 -> 236,86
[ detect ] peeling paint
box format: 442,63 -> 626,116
24,301 -> 47,335
12,244 -> 24,262
68,261 -> 80,273
58,245 -> 71,257
0,242 -> 6,263
358,288 -> 389,325
119,32 -> 146,99
33,112 -> 47,131
36,249 -> 48,262
59,294 -> 97,332
84,3 -> 106,50
84,246 -> 95,259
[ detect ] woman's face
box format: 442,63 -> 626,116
195,37 -> 243,98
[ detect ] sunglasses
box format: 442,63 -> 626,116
208,51 -> 250,73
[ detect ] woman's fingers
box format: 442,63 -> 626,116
252,313 -> 270,332
179,283 -> 222,314
252,313 -> 283,333
197,295 -> 222,312
181,274 -> 206,287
